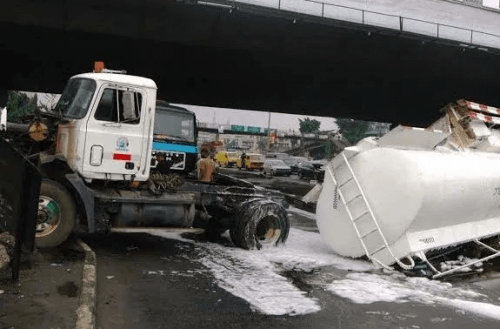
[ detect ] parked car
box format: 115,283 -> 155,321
215,151 -> 229,167
311,159 -> 328,182
226,151 -> 240,167
264,159 -> 291,176
311,159 -> 328,170
215,151 -> 241,167
237,153 -> 265,171
283,157 -> 308,174
266,152 -> 289,160
297,161 -> 324,180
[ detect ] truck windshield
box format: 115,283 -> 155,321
55,78 -> 96,119
154,108 -> 195,143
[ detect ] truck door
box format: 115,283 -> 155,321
82,85 -> 146,177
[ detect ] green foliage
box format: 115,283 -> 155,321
6,91 -> 38,121
324,141 -> 334,159
335,118 -> 391,144
335,118 -> 370,144
298,118 -> 321,134
367,121 -> 391,136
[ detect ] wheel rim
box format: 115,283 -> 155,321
36,196 -> 61,237
255,215 -> 281,245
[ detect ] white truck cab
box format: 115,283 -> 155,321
55,71 -> 157,182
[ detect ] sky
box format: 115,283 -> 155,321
172,103 -> 339,133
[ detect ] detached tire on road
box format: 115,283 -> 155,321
230,199 -> 290,250
35,180 -> 76,248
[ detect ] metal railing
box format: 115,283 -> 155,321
299,0 -> 500,50
220,0 -> 500,51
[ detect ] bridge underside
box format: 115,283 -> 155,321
1,1 -> 500,126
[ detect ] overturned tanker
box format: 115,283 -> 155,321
317,100 -> 500,278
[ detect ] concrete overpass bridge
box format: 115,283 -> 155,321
2,0 -> 500,126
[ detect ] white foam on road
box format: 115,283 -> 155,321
443,299 -> 500,321
152,228 -> 500,320
153,228 -> 371,315
327,272 -> 500,321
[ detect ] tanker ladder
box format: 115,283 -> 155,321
329,152 -> 415,271
415,239 -> 500,279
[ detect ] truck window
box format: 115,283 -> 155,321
56,78 -> 96,119
154,109 -> 195,143
94,89 -> 142,124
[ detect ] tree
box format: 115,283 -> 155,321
6,91 -> 38,121
298,118 -> 321,134
335,118 -> 369,145
366,121 -> 391,136
325,140 -> 334,159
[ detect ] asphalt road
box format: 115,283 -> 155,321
85,220 -> 500,329
84,170 -> 500,329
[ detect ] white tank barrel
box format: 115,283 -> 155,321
317,145 -> 500,266
317,102 -> 500,275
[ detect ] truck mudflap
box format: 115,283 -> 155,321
0,137 -> 41,279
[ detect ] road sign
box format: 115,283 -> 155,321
231,125 -> 245,132
247,126 -> 261,133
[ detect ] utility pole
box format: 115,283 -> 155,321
266,111 -> 271,155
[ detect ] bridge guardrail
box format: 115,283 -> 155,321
233,0 -> 500,50
305,1 -> 500,50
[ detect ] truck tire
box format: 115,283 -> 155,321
230,199 -> 290,250
35,180 -> 76,248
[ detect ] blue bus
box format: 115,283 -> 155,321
151,101 -> 198,175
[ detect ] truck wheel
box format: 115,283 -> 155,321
35,180 -> 76,248
230,199 -> 290,250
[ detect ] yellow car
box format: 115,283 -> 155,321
215,151 -> 229,167
237,153 -> 265,171
216,151 -> 242,167
226,151 -> 240,168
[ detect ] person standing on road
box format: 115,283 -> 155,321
241,152 -> 246,169
197,148 -> 217,183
